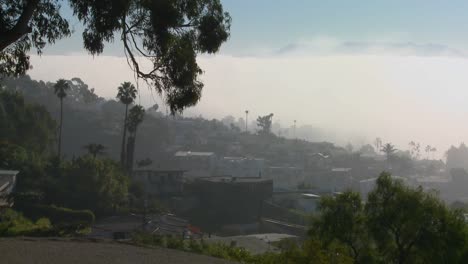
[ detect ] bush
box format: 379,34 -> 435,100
132,233 -> 257,262
20,205 -> 95,227
0,209 -> 53,237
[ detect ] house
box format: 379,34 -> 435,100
174,151 -> 217,179
0,170 -> 19,207
132,168 -> 185,197
265,166 -> 304,190
305,153 -> 331,170
216,157 -> 265,178
271,192 -> 320,213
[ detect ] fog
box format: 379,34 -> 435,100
29,49 -> 468,158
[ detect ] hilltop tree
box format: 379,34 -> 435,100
0,0 -> 231,112
126,105 -> 145,172
117,82 -> 137,167
408,141 -> 421,160
53,79 -> 69,159
381,143 -> 397,160
257,113 -> 274,136
83,143 -> 106,159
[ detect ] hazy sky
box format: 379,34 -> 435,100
27,1 -> 468,156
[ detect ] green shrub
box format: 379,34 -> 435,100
21,205 -> 95,226
0,209 -> 53,237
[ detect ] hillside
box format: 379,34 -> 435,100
0,238 -> 235,264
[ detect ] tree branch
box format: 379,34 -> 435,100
0,0 -> 40,51
122,20 -> 163,83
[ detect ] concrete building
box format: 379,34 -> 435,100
216,157 -> 265,178
0,170 -> 18,207
132,168 -> 185,197
174,151 -> 217,179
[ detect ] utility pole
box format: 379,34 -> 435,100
245,110 -> 249,132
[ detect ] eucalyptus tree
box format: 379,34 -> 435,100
1,0 -> 230,113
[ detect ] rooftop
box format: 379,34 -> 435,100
301,193 -> 321,199
198,176 -> 271,183
360,175 -> 407,183
175,151 -> 215,157
331,168 -> 352,172
416,176 -> 451,183
0,170 -> 19,175
133,167 -> 186,173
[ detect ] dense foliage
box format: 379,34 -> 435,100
312,172 -> 468,264
0,89 -> 129,218
0,209 -> 52,237
1,0 -> 231,112
0,89 -> 56,154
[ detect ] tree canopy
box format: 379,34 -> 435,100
257,113 -> 274,136
313,172 -> 468,264
1,0 -> 231,112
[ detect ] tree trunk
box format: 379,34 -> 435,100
126,135 -> 136,173
58,98 -> 63,159
120,104 -> 129,166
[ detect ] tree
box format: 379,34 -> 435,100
83,143 -> 106,159
256,113 -> 274,135
381,143 -> 397,161
0,89 -> 56,154
358,144 -> 376,156
446,143 -> 468,170
53,79 -> 69,159
365,172 -> 468,264
425,145 -> 432,159
374,138 -> 383,153
57,156 -> 129,215
408,141 -> 421,160
136,158 -> 153,168
116,82 -> 137,167
314,191 -> 373,263
345,143 -> 354,153
126,105 -> 145,172
1,0 -> 231,112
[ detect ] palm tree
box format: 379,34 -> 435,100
116,82 -> 137,166
126,105 -> 145,171
54,79 -> 69,159
83,143 -> 106,159
381,143 -> 397,168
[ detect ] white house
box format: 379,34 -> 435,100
0,170 -> 19,207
